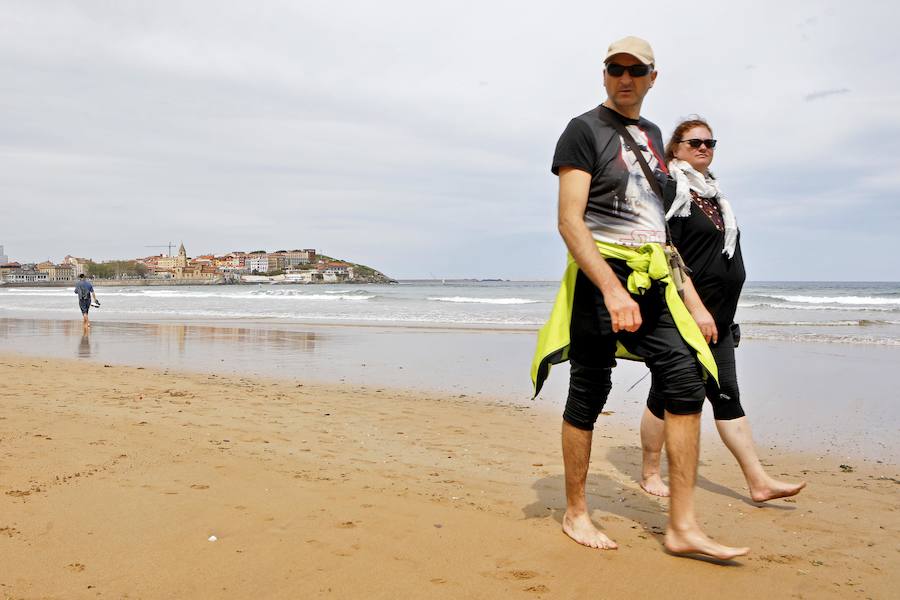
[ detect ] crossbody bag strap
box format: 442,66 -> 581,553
595,106 -> 691,294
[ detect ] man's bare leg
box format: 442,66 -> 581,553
664,411 -> 749,560
639,407 -> 670,497
561,420 -> 617,549
715,417 -> 805,502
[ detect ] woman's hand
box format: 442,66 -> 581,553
690,305 -> 718,344
680,275 -> 717,344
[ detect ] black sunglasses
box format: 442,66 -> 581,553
679,138 -> 717,149
605,62 -> 653,78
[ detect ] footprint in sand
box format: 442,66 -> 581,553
484,569 -> 540,582
337,521 -> 358,529
759,554 -> 799,565
190,484 -> 210,490
525,585 -> 549,593
510,570 -> 538,580
67,563 -> 86,572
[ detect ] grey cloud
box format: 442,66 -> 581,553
804,88 -> 851,102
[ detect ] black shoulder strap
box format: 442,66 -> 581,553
595,106 -> 665,201
595,106 -> 673,245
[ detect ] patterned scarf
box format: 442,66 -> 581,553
666,159 -> 738,259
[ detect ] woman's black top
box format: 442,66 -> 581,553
669,192 -> 746,328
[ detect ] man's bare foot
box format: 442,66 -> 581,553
665,526 -> 749,560
750,479 -> 806,503
640,473 -> 670,497
562,511 -> 618,550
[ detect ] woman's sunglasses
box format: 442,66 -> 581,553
679,138 -> 717,149
605,63 -> 653,78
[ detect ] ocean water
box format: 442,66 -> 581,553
0,280 -> 898,346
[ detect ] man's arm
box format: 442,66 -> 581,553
557,167 -> 642,332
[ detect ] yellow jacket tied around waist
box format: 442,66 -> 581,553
530,241 -> 718,397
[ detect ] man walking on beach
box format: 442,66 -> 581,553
532,36 -> 748,559
75,274 -> 99,330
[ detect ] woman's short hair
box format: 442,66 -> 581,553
665,117 -> 713,162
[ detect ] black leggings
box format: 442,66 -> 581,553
564,269 -> 707,431
646,325 -> 744,421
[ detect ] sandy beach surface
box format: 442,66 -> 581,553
3,317 -> 898,462
1,353 -> 897,599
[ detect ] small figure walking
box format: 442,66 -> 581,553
75,274 -> 99,330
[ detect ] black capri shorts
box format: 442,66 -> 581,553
646,324 -> 744,421
564,265 -> 708,431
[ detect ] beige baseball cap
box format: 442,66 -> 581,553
604,36 -> 655,66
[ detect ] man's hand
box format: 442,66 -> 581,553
690,305 -> 718,344
603,286 -> 642,332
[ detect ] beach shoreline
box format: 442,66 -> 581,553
3,315 -> 899,463
1,353 -> 897,598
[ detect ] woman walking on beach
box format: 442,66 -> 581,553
640,118 -> 806,502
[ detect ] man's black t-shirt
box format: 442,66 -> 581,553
552,105 -> 672,247
669,196 -> 746,328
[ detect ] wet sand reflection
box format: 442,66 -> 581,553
78,332 -> 91,358
1,318 -> 322,375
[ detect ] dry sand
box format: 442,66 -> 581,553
1,354 -> 897,599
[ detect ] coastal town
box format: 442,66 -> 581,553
0,243 -> 394,285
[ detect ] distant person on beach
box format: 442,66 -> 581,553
531,36 -> 748,559
639,117 -> 806,502
75,274 -> 99,329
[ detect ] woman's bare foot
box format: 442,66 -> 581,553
665,526 -> 749,560
640,473 -> 670,497
562,511 -> 618,550
750,479 -> 806,503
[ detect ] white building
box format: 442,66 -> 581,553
284,271 -> 322,283
247,256 -> 269,274
5,269 -> 49,283
0,245 -> 7,264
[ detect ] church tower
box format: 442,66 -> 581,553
176,242 -> 188,268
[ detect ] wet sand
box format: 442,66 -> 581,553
1,354 -> 897,598
2,317 -> 898,461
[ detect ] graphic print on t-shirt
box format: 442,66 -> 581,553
614,125 -> 666,246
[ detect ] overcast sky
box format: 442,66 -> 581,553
2,0 -> 898,280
